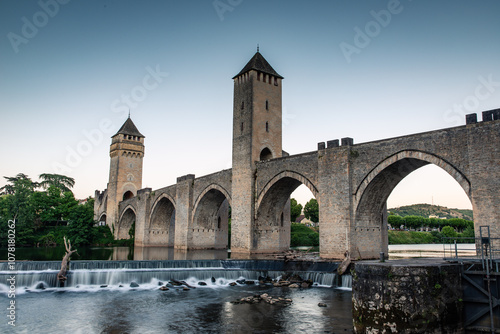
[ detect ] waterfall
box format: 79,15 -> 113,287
0,259 -> 351,293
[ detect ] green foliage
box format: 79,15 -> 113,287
290,198 -> 303,222
66,198 -> 95,246
461,226 -> 475,239
304,198 -> 319,223
388,228 -> 475,245
388,231 -> 437,244
388,203 -> 473,221
441,226 -> 457,238
0,172 -> 126,248
0,174 -> 39,245
388,214 -> 473,232
38,173 -> 75,193
290,223 -> 319,247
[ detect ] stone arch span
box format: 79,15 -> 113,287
117,206 -> 136,240
353,150 -> 472,258
254,171 -> 318,252
191,184 -> 232,249
257,171 -> 318,212
149,194 -> 176,246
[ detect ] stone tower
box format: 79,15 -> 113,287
106,116 -> 145,235
231,51 -> 284,253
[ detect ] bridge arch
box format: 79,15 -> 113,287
191,184 -> 232,249
257,171 -> 318,211
117,205 -> 136,240
255,171 -> 318,252
353,150 -> 471,258
98,213 -> 107,224
149,194 -> 176,246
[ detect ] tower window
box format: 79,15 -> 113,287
274,77 -> 278,86
280,212 -> 284,227
260,147 -> 273,161
266,100 -> 269,110
268,76 -> 272,84
241,122 -> 244,133
266,122 -> 269,132
257,72 -> 260,81
218,216 -> 221,229
241,101 -> 244,110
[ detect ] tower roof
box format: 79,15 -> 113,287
233,51 -> 284,79
113,117 -> 144,138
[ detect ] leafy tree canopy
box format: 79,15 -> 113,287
304,198 -> 319,223
290,198 -> 303,222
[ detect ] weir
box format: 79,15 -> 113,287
0,260 -> 351,292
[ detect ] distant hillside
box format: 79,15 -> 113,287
388,204 -> 473,221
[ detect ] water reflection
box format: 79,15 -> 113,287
11,285 -> 353,333
133,247 -> 229,261
1,246 -> 231,261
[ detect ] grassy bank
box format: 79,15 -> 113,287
388,230 -> 474,244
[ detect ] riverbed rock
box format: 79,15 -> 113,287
211,277 -> 216,283
233,294 -> 292,306
130,282 -> 139,288
183,287 -> 190,291
100,284 -> 108,288
236,279 -> 246,284
35,282 -> 46,290
289,283 -> 300,288
229,282 -> 237,286
318,303 -> 327,307
159,286 -> 169,291
198,282 -> 207,286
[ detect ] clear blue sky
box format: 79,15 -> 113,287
1,0 -> 499,210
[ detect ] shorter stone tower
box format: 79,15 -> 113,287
106,117 -> 145,235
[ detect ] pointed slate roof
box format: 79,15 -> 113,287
233,52 -> 284,79
114,117 -> 144,138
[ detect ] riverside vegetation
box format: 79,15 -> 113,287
0,173 -> 126,248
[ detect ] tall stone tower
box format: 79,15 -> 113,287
106,116 -> 145,235
231,51 -> 284,253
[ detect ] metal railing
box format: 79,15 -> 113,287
443,229 -> 500,263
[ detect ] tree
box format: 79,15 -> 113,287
441,226 -> 457,239
0,174 -> 39,245
388,215 -> 403,229
304,198 -> 319,223
39,173 -> 75,193
290,198 -> 303,222
65,198 -> 96,246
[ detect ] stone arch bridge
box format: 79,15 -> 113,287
95,110 -> 500,259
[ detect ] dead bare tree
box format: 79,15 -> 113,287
337,250 -> 351,276
57,236 -> 78,286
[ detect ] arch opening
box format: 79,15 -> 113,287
260,147 -> 273,161
123,191 -> 134,201
192,188 -> 231,250
150,197 -> 176,246
354,156 -> 472,259
255,176 -> 318,252
98,213 -> 107,227
117,207 -> 136,240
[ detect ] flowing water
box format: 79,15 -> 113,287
0,259 -> 353,333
